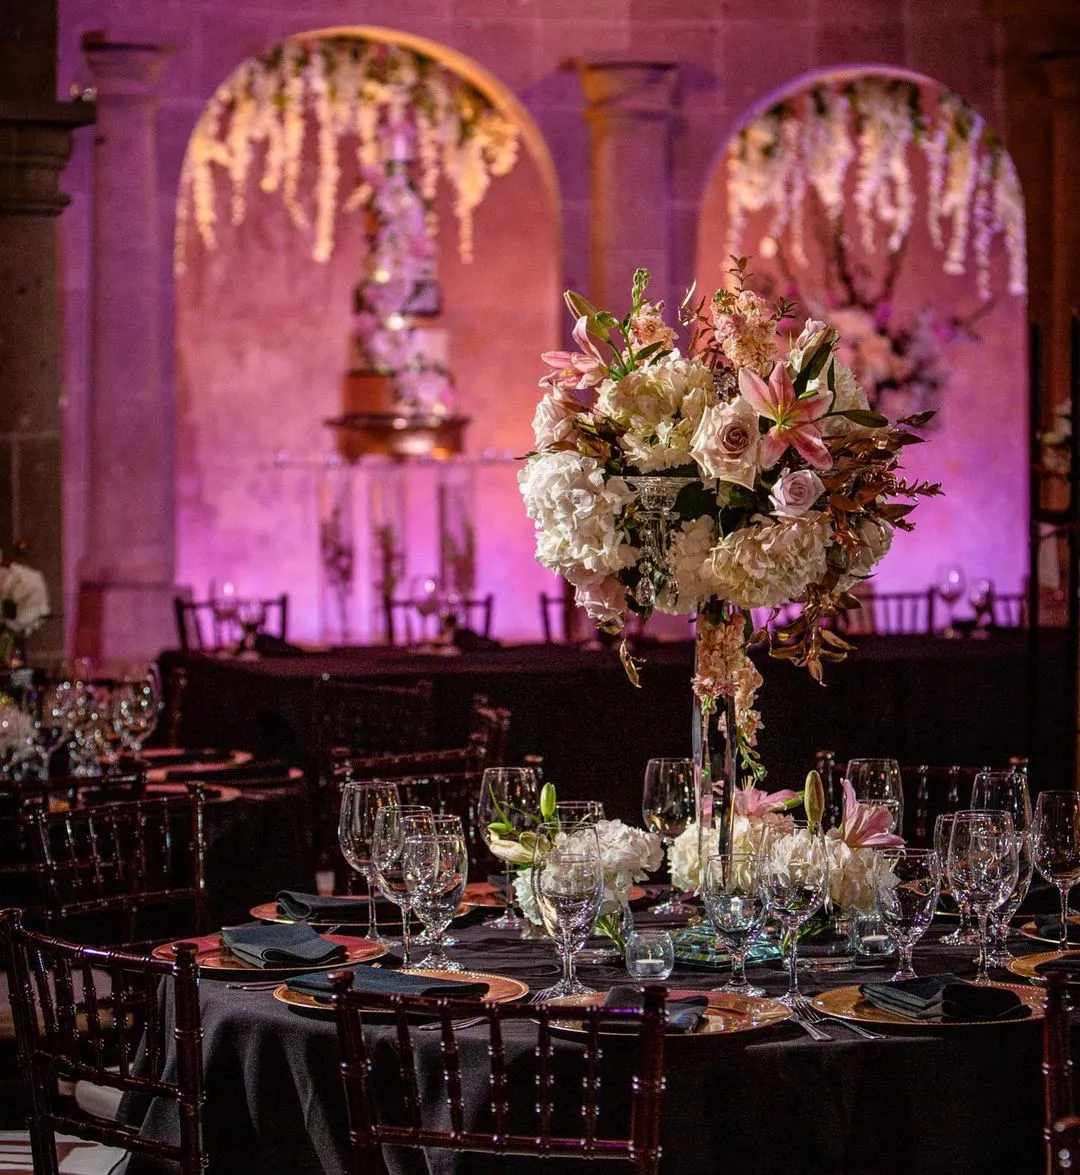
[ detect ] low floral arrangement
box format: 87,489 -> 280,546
487,783 -> 661,949
0,554 -> 49,668
519,260 -> 941,789
668,773 -> 902,915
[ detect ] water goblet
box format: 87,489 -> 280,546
531,821 -> 604,1001
701,852 -> 768,996
947,809 -> 1019,984
338,781 -> 400,942
642,757 -> 695,916
403,831 -> 469,970
117,670 -> 163,759
477,765 -> 539,929
371,802 -> 433,967
1033,791 -> 1080,952
624,929 -> 675,981
403,813 -> 463,947
971,768 -> 1033,965
935,564 -> 966,638
875,848 -> 941,981
762,824 -> 830,1008
845,758 -> 904,835
934,813 -> 980,947
210,584 -> 238,653
33,682 -> 78,778
235,598 -> 266,659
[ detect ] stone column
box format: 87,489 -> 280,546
75,39 -> 174,669
579,61 -> 679,318
1044,56 -> 1080,407
0,0 -> 95,665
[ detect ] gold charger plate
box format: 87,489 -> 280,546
1018,918 -> 1080,946
151,932 -> 387,977
811,982 -> 1045,1028
145,749 -> 254,783
274,969 -> 529,1014
545,989 -> 790,1037
1006,949 -> 1080,985
146,783 -> 242,803
248,898 -> 473,925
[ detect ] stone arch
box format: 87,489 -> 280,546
696,65 -> 1029,605
173,27 -> 562,642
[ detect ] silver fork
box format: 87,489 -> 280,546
787,1000 -> 831,1042
797,996 -> 883,1040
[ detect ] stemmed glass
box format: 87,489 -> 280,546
211,583 -> 238,654
875,848 -> 941,981
403,830 -> 469,970
845,758 -> 904,835
33,682 -> 78,778
642,757 -> 695,915
969,579 -> 994,633
946,810 -> 1019,984
556,801 -> 605,825
971,769 -> 1033,965
235,598 -> 266,659
934,813 -> 980,947
1032,791 -> 1080,952
338,781 -> 400,942
935,564 -> 966,638
477,765 -> 539,929
531,821 -> 604,1001
762,824 -> 830,1008
701,853 -> 768,996
117,671 -> 163,759
371,802 -> 434,967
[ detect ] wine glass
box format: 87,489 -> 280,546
845,758 -> 904,835
556,801 -> 605,825
211,583 -> 238,653
971,768 -> 1033,965
402,813 -> 462,947
476,765 -> 539,929
1033,791 -> 1080,952
642,757 -> 695,915
701,853 -> 768,996
33,682 -> 78,778
933,813 -> 980,947
403,830 -> 469,970
947,810 -> 1019,984
117,671 -> 163,759
371,803 -> 434,967
875,848 -> 941,982
935,564 -> 966,638
968,578 -> 993,633
408,575 -> 443,647
338,781 -> 400,942
235,598 -> 266,659
531,821 -> 604,1001
762,824 -> 830,1008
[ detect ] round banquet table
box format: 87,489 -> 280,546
126,906 -> 1058,1175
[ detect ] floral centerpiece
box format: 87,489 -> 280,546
0,555 -> 49,669
518,260 -> 940,854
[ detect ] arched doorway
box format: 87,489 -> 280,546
173,28 -> 561,642
697,68 -> 1029,611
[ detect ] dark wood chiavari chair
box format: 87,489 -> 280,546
1042,969 -> 1080,1173
27,784 -> 208,946
173,593 -> 289,653
330,972 -> 666,1175
386,594 -> 494,646
837,588 -> 939,635
1,908 -> 207,1175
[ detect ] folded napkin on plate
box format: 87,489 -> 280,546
287,966 -> 488,1002
275,891 -> 372,921
601,985 -> 708,1034
859,974 -> 1030,1022
1034,917 -> 1080,944
1033,956 -> 1080,980
220,921 -> 347,968
163,758 -> 292,783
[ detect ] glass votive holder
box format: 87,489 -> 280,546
854,911 -> 895,957
624,929 -> 675,981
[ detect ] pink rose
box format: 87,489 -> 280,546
689,398 -> 760,489
770,469 -> 825,518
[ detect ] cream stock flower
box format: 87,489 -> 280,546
711,289 -> 778,375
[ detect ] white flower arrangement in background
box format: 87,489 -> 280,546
0,560 -> 49,636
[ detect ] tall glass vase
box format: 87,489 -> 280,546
691,613 -> 740,877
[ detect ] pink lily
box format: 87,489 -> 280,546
539,316 -> 606,391
738,364 -> 831,470
838,779 -> 904,848
733,784 -> 798,818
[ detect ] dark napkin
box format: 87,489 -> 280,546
860,974 -> 1031,1022
1034,916 -> 1080,944
602,985 -> 708,1034
220,921 -> 347,968
162,758 -> 293,783
275,891 -> 372,921
286,965 -> 488,1003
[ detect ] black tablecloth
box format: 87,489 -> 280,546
129,909 -> 1053,1175
160,634 -> 1071,826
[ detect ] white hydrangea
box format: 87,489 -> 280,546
707,514 -> 833,609
593,819 -> 662,915
667,821 -> 720,894
0,704 -> 34,760
823,831 -> 894,913
513,869 -> 541,925
836,517 -> 895,592
664,516 -> 719,614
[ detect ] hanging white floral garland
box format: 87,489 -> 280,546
726,76 -> 1026,300
174,37 -> 520,275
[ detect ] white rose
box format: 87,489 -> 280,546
770,469 -> 825,519
689,397 -> 760,489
